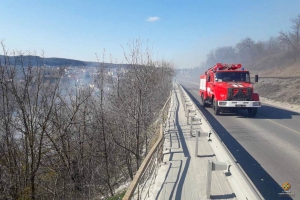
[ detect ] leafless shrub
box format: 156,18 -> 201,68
0,40 -> 174,199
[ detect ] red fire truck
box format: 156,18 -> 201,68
199,63 -> 261,117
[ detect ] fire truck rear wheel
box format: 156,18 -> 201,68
248,108 -> 257,117
213,99 -> 220,115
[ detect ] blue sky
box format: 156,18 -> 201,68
1,0 -> 300,68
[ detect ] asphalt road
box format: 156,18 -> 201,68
177,77 -> 300,200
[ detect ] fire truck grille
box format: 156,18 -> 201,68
227,88 -> 252,101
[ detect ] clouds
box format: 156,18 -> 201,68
146,16 -> 160,22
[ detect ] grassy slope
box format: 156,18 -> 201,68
259,61 -> 300,77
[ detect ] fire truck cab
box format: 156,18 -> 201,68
199,63 -> 261,117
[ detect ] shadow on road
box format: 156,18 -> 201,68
257,104 -> 300,119
183,86 -> 293,200
174,90 -> 191,200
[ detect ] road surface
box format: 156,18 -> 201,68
178,77 -> 300,200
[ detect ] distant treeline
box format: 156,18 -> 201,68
0,55 -> 129,68
202,14 -> 300,71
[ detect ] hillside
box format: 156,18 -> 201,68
0,55 -> 127,68
257,61 -> 300,77
253,60 -> 300,108
238,54 -> 300,77
254,77 -> 300,111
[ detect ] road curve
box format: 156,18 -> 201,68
178,78 -> 300,200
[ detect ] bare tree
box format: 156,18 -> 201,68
92,53 -> 116,197
108,40 -> 174,182
0,43 -> 62,199
279,15 -> 300,60
0,40 -> 174,200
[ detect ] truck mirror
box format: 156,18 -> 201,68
255,74 -> 258,82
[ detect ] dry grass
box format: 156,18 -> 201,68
251,59 -> 300,106
254,77 -> 300,105
258,60 -> 300,77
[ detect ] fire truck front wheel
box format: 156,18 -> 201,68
200,94 -> 207,107
213,99 -> 220,115
248,108 -> 257,117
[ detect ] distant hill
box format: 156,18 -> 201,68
0,55 -> 127,68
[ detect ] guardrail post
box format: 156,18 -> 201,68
196,131 -> 210,158
195,130 -> 200,157
206,160 -> 228,199
183,95 -> 186,110
190,117 -> 194,137
186,109 -> 190,124
206,160 -> 213,199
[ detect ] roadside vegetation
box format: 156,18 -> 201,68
201,14 -> 300,77
179,14 -> 300,107
0,40 -> 175,200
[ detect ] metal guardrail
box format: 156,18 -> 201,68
177,82 -> 263,199
123,90 -> 173,200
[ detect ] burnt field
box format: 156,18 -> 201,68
254,77 -> 300,105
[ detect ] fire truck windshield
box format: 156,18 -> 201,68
215,72 -> 250,82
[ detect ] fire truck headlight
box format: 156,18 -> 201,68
253,102 -> 260,106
